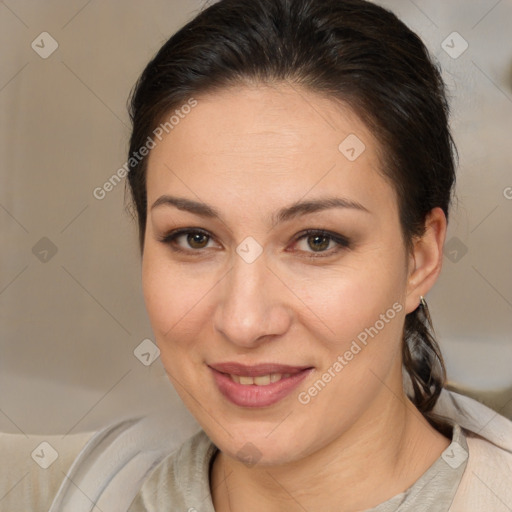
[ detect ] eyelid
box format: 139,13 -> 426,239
290,229 -> 351,257
158,227 -> 351,257
158,227 -> 220,254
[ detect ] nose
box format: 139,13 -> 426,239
213,251 -> 293,348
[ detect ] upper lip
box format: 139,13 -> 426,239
208,362 -> 312,377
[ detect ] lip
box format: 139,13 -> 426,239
208,362 -> 314,408
209,362 -> 311,376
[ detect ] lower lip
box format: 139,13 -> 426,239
209,367 -> 313,408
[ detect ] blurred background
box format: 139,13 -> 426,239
1,0 -> 511,443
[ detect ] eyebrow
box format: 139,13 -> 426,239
150,194 -> 370,226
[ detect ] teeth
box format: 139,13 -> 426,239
254,375 -> 271,385
229,373 -> 292,385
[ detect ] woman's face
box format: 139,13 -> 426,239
142,84 -> 419,465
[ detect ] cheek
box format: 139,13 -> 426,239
289,251 -> 409,417
292,268 -> 407,428
306,278 -> 405,371
281,245 -> 408,346
141,247 -> 213,349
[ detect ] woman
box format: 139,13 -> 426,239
121,0 -> 512,510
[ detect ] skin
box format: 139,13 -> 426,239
141,83 -> 450,511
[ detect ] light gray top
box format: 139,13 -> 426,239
128,423 -> 468,512
39,389 -> 512,510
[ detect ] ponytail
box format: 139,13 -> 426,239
402,297 -> 451,435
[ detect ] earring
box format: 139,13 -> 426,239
419,295 -> 434,330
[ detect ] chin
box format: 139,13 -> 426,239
209,420 -> 312,466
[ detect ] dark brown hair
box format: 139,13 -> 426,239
126,0 -> 456,432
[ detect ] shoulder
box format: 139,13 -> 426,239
449,431 -> 512,511
0,430 -> 94,511
434,388 -> 512,453
435,389 -> 512,511
128,429 -> 218,512
48,411 -> 203,511
465,430 -> 512,470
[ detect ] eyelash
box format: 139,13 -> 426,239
158,228 -> 351,258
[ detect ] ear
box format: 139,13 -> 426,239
404,207 -> 447,314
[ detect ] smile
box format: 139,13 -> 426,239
208,362 -> 313,407
228,373 -> 291,385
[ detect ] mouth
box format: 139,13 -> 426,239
208,362 -> 314,407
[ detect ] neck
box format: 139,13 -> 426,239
210,387 -> 450,512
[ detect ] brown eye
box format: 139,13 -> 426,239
293,229 -> 351,257
159,228 -> 216,253
306,234 -> 331,252
187,232 -> 210,249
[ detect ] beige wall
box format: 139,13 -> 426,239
1,0 -> 511,435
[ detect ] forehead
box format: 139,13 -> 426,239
145,83 -> 395,215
